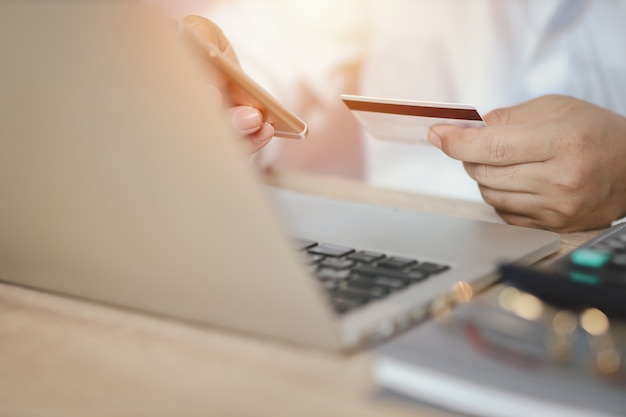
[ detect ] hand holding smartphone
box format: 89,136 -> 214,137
183,27 -> 308,140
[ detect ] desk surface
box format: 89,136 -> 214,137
0,171 -> 602,417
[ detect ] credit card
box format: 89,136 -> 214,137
341,94 -> 486,145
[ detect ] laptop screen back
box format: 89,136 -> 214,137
0,1 -> 340,349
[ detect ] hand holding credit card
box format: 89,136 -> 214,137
341,94 -> 486,145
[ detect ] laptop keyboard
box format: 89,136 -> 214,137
295,239 -> 450,314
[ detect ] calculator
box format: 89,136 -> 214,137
499,223 -> 626,317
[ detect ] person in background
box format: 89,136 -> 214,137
170,1 -> 626,232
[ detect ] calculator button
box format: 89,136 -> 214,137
611,253 -> 626,268
568,271 -> 600,286
570,249 -> 611,269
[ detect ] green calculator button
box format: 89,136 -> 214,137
568,271 -> 600,285
570,249 -> 611,268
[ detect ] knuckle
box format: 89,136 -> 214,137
439,128 -> 476,157
559,127 -> 586,149
483,137 -> 512,164
548,124 -> 591,158
473,164 -> 493,183
543,200 -> 584,231
478,186 -> 504,209
472,164 -> 516,185
462,162 -> 479,180
555,170 -> 586,194
540,215 -> 572,233
483,107 -> 510,126
559,199 -> 585,220
553,206 -> 577,224
496,211 -> 536,228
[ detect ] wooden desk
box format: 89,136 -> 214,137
0,171 -> 602,417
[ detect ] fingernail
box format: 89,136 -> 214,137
251,122 -> 274,144
232,107 -> 262,135
427,128 -> 442,149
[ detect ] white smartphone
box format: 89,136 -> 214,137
185,29 -> 308,140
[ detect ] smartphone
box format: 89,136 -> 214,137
184,29 -> 308,140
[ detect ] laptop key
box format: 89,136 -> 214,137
303,253 -> 325,264
308,244 -> 355,258
319,258 -> 355,269
331,297 -> 366,314
376,256 -> 417,269
338,282 -> 388,299
320,280 -> 339,291
353,265 -> 428,281
302,240 -> 452,311
317,267 -> 351,280
411,262 -> 449,274
347,251 -> 386,264
329,289 -> 370,304
342,280 -> 389,298
351,275 -> 409,290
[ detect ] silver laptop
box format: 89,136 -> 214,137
0,2 -> 559,351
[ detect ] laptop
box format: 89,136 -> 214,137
0,2 -> 560,351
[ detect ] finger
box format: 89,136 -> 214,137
429,123 -> 558,165
495,206 -> 605,233
483,95 -> 572,127
463,161 -> 546,193
494,209 -> 542,229
478,185 -> 537,215
182,15 -> 239,64
228,106 -> 263,136
477,185 -> 574,231
247,122 -> 274,153
483,102 -> 539,127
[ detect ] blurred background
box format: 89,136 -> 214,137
150,0 -> 626,203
